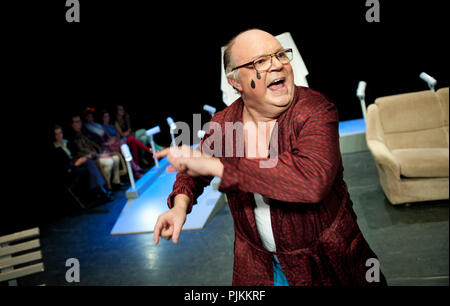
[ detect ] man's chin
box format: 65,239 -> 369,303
267,93 -> 293,108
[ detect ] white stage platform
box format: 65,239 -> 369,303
338,118 -> 368,154
110,157 -> 224,235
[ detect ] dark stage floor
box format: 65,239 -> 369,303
13,151 -> 450,286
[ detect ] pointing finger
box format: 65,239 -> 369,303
153,147 -> 170,159
172,222 -> 183,244
153,218 -> 163,245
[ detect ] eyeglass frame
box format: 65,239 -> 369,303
230,48 -> 293,73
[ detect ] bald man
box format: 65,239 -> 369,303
153,29 -> 387,286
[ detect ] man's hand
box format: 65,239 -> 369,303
154,145 -> 224,178
153,194 -> 189,245
74,156 -> 87,167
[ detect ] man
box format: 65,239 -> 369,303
82,108 -> 107,147
67,115 -> 122,191
53,125 -> 112,203
153,29 -> 387,286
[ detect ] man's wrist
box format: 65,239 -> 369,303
173,193 -> 190,212
212,158 -> 224,178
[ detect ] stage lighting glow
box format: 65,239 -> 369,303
166,117 -> 177,147
356,81 -> 368,121
146,126 -> 161,136
419,72 -> 437,91
120,144 -> 137,193
356,81 -> 367,99
120,144 -> 132,162
166,117 -> 176,130
139,207 -> 161,230
203,105 -> 216,116
146,126 -> 161,167
197,130 -> 206,139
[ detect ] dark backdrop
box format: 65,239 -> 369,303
3,1 -> 448,232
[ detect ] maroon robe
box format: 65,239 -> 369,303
167,86 -> 387,286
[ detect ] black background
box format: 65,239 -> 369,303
2,0 -> 448,232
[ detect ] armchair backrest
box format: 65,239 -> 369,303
373,89 -> 448,150
437,87 -> 449,146
437,87 -> 449,126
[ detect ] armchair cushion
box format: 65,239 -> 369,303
392,148 -> 449,178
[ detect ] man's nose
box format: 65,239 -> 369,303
269,55 -> 283,71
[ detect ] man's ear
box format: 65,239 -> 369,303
227,77 -> 242,92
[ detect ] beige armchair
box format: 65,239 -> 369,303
366,87 -> 449,205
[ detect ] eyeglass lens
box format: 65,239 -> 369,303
254,50 -> 292,72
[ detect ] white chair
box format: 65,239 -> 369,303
0,228 -> 44,286
220,32 -> 309,106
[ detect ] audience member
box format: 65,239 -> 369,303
95,108 -> 147,179
81,107 -> 105,147
101,109 -> 119,137
84,108 -> 122,153
67,115 -> 123,191
52,124 -> 112,205
51,104 -> 155,204
113,105 -> 155,168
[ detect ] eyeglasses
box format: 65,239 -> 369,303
230,48 -> 293,73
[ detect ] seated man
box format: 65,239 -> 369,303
53,125 -> 112,204
83,107 -> 109,148
67,115 -> 122,191
153,29 -> 387,286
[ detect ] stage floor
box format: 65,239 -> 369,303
110,157 -> 223,235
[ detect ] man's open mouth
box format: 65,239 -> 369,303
267,78 -> 286,90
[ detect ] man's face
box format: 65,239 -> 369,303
117,105 -> 125,116
86,113 -> 94,124
103,112 -> 110,124
229,31 -> 295,117
72,116 -> 82,132
54,128 -> 63,142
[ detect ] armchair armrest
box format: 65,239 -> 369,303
367,139 -> 401,178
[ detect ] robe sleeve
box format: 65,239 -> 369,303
167,173 -> 213,214
166,135 -> 214,214
218,98 -> 341,203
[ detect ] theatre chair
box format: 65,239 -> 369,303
64,179 -> 87,210
365,87 -> 449,205
0,228 -> 45,286
220,32 -> 309,106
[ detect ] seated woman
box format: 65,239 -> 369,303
85,107 -> 147,180
112,105 -> 156,169
52,124 -> 112,205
